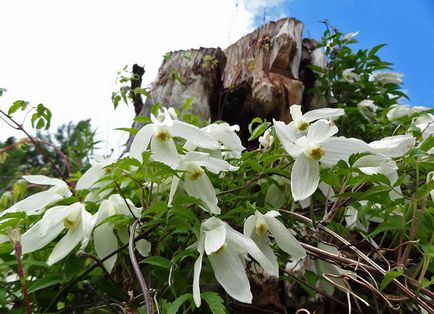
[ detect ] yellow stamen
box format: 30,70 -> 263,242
255,217 -> 268,236
154,127 -> 171,142
306,145 -> 325,161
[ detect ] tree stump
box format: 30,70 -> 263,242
128,17 -> 326,147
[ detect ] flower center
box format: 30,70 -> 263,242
306,144 -> 325,161
212,242 -> 227,255
185,162 -> 204,181
296,119 -> 309,132
63,210 -> 81,230
154,127 -> 171,142
255,217 -> 268,236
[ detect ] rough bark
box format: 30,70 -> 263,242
127,17 -> 326,148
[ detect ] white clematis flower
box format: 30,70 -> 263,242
274,119 -> 374,201
202,122 -> 245,158
372,71 -> 403,85
193,217 -> 275,307
414,113 -> 434,139
93,194 -> 143,272
1,175 -> 71,217
259,128 -> 274,149
168,151 -> 238,214
244,210 -> 306,275
130,107 -> 219,168
342,31 -> 359,42
288,105 -> 344,135
20,202 -> 94,265
386,104 -> 412,121
342,68 -> 360,83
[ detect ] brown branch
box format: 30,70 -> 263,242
129,220 -> 152,313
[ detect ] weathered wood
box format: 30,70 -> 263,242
127,17 -> 327,147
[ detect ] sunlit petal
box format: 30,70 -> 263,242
291,154 -> 319,201
306,119 -> 338,144
129,124 -> 154,162
303,108 -> 344,122
150,136 -> 179,168
170,120 -> 219,150
321,137 -> 374,166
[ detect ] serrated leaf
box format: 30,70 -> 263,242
201,291 -> 227,314
166,293 -> 192,314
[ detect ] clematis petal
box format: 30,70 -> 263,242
48,223 -> 84,265
76,164 -> 106,190
303,107 -> 345,122
264,215 -> 306,261
321,137 -> 374,167
196,156 -> 239,174
1,190 -> 65,216
21,214 -> 65,254
204,123 -> 245,153
208,246 -> 253,304
243,215 -> 256,238
369,134 -> 415,158
94,223 -> 118,272
250,231 -> 279,275
306,119 -> 338,144
291,155 -> 319,201
150,136 -> 179,168
204,225 -> 226,255
225,227 -> 276,276
193,251 -> 204,307
273,120 -> 303,157
290,105 -> 303,121
168,176 -> 180,206
129,124 -> 154,162
184,174 -> 220,214
170,120 -> 219,150
23,175 -> 65,186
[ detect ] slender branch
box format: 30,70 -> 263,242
129,220 -> 152,313
282,210 -> 434,314
0,109 -> 69,184
76,250 -> 128,298
82,280 -> 122,313
43,222 -> 160,313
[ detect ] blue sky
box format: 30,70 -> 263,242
265,0 -> 434,107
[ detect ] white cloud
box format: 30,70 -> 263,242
0,0 -> 285,155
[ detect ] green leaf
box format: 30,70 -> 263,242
248,117 -> 263,134
201,291 -> 228,314
183,97 -> 193,110
380,267 -> 404,291
28,273 -> 63,294
248,121 -> 271,141
140,256 -> 171,269
166,293 -> 192,314
8,100 -> 28,115
114,127 -> 138,135
368,44 -> 386,57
